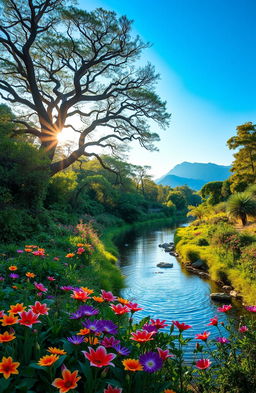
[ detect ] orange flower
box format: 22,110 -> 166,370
25,245 -> 37,248
24,248 -> 33,252
65,253 -> 75,258
80,287 -> 94,294
84,336 -> 99,345
12,286 -> 18,290
0,313 -> 19,326
8,265 -> 17,271
71,289 -> 90,302
0,356 -> 20,379
52,367 -> 81,393
117,297 -> 130,304
92,296 -> 104,303
77,328 -> 90,335
76,243 -> 84,247
164,390 -> 177,393
47,347 -> 67,355
38,354 -> 59,366
26,272 -> 36,278
8,303 -> 26,314
122,358 -> 143,372
0,331 -> 16,343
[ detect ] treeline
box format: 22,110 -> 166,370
0,104 -> 200,242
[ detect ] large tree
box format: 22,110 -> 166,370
0,0 -> 170,175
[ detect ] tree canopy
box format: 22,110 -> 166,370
0,0 -> 170,175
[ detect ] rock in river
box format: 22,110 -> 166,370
210,293 -> 231,301
157,262 -> 173,268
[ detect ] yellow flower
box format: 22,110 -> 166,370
38,354 -> 59,366
122,358 -> 143,372
47,347 -> 67,355
80,287 -> 94,294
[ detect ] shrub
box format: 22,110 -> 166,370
226,192 -> 256,225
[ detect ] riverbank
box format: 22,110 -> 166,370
174,222 -> 256,304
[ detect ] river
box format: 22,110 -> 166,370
118,225 -> 242,360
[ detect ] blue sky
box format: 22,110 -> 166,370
80,0 -> 256,178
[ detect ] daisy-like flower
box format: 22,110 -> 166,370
16,249 -> 24,253
130,329 -> 154,342
8,266 -> 17,271
0,331 -> 16,343
0,313 -> 19,326
65,253 -> 75,258
110,303 -> 130,315
52,367 -> 81,393
117,297 -> 129,305
82,319 -> 103,334
157,347 -> 173,361
104,384 -> 123,393
80,287 -> 94,294
0,356 -> 20,379
126,302 -> 143,313
67,335 -> 85,345
122,358 -> 143,372
38,354 -> 59,366
71,305 -> 99,319
113,344 -> 131,356
216,337 -> 230,344
139,351 -> 163,373
195,359 -> 211,370
60,286 -> 74,291
77,247 -> 85,255
207,316 -> 218,326
217,305 -> 232,313
24,248 -> 33,252
47,276 -> 56,281
239,325 -> 248,333
195,331 -> 210,342
101,336 -> 120,348
93,296 -> 104,303
71,289 -> 90,302
47,347 -> 67,355
9,273 -> 19,279
150,318 -> 168,329
8,303 -> 26,314
34,282 -> 48,292
32,250 -> 45,256
30,301 -> 49,315
82,346 -> 116,368
142,324 -> 158,334
18,310 -> 41,328
245,305 -> 256,312
101,290 -> 117,302
77,328 -> 90,335
101,319 -> 118,335
172,321 -> 192,332
26,272 -> 36,278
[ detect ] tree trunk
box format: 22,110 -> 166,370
240,212 -> 247,226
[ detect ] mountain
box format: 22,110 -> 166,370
157,162 -> 231,190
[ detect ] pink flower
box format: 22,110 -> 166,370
126,303 -> 143,313
157,347 -> 173,360
196,359 -> 211,370
172,321 -> 192,331
110,304 -> 130,315
239,325 -> 248,333
150,319 -> 168,329
34,282 -> 48,293
245,306 -> 256,312
18,310 -> 41,328
30,301 -> 49,315
47,276 -> 56,281
101,290 -> 117,302
53,257 -> 59,261
207,316 -> 218,326
104,385 -> 122,393
82,346 -> 116,368
217,305 -> 232,313
216,337 -> 230,344
195,331 -> 210,341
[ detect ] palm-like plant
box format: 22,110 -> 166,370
226,192 -> 256,225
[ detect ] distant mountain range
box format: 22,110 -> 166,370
156,162 -> 231,190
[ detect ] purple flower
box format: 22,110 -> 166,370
60,285 -> 75,291
245,306 -> 256,312
46,295 -> 55,299
142,323 -> 158,334
9,273 -> 19,279
16,250 -> 24,253
69,310 -> 84,320
0,276 -> 5,281
67,335 -> 85,345
77,305 -> 99,317
82,319 -> 103,333
139,352 -> 163,373
113,344 -> 131,356
101,336 -> 120,348
216,337 -> 230,344
100,320 -> 118,335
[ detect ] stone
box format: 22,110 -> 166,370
210,293 -> 231,301
222,285 -> 233,291
191,259 -> 207,270
157,262 -> 173,268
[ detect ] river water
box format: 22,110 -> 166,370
118,225 -> 242,360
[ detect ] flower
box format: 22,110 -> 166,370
207,316 -> 218,326
52,367 -> 81,393
130,330 -> 154,342
101,336 -> 120,348
0,311 -> 4,318
0,313 -> 19,326
8,303 -> 26,314
0,276 -> 4,281
0,331 -> 16,343
77,328 -> 90,335
47,347 -> 67,355
65,253 -> 75,258
60,286 -> 74,291
0,356 -> 20,379
101,320 -> 119,335
80,287 -> 94,294
195,331 -> 210,341
93,296 -> 104,303
172,321 -> 192,331
126,302 -> 143,312
164,390 -> 176,393
18,310 -> 41,328
77,243 -> 84,247
217,305 -> 232,313
38,354 -> 59,366
82,346 -> 116,368
195,359 -> 211,370
34,282 -> 48,292
104,384 -> 123,393
30,301 -> 49,315
110,303 -> 130,315
67,335 -> 85,345
24,248 -> 33,252
142,324 -> 158,334
16,249 -> 24,253
139,351 -> 163,373
216,337 -> 230,344
47,276 -> 56,281
32,250 -> 45,256
122,358 -> 143,371
77,247 -> 85,255
117,297 -> 129,305
84,336 -> 99,345
71,289 -> 90,302
245,305 -> 256,312
9,273 -> 19,279
9,265 -> 17,271
53,257 -> 60,261
150,318 -> 168,329
239,325 -> 248,333
70,305 -> 99,319
157,347 -> 173,360
113,344 -> 131,356
26,272 -> 36,278
101,290 -> 117,302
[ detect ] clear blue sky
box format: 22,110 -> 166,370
80,0 -> 256,178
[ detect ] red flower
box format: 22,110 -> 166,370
172,321 -> 192,331
150,319 -> 168,329
30,301 -> 49,315
104,384 -> 123,393
207,317 -> 218,326
71,289 -> 90,302
34,282 -> 48,292
130,330 -> 154,342
52,367 -> 81,393
195,359 -> 211,370
126,302 -> 143,313
18,310 -> 41,328
82,346 -> 116,368
47,276 -> 56,281
157,347 -> 173,360
217,305 -> 232,313
110,303 -> 130,315
195,331 -> 210,341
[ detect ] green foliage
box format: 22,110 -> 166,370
226,192 -> 256,225
200,181 -> 224,205
167,190 -> 187,211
